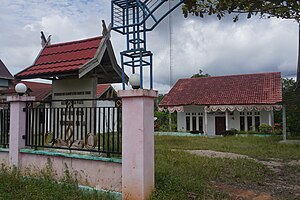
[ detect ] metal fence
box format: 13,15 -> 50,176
0,103 -> 10,148
24,99 -> 122,157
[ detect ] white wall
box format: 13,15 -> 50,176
177,105 -> 274,135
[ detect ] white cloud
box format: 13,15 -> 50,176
0,0 -> 298,92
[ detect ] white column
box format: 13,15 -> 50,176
268,111 -> 272,126
225,110 -> 229,130
282,105 -> 287,141
204,107 -> 208,134
7,96 -> 35,167
245,114 -> 248,131
118,89 -> 157,200
252,115 -> 255,131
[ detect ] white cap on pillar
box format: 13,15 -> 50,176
129,73 -> 140,89
15,83 -> 27,96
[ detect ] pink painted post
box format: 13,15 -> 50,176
118,89 -> 158,200
7,96 -> 35,167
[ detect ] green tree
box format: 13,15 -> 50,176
278,78 -> 300,135
182,0 -> 300,22
191,69 -> 210,78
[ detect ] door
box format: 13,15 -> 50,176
215,117 -> 226,135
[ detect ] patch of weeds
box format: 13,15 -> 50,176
0,163 -> 117,200
152,148 -> 267,200
155,135 -> 300,160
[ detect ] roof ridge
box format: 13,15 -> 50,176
178,72 -> 281,81
47,36 -> 103,48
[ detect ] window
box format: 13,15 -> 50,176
247,116 -> 252,131
198,117 -> 203,132
192,116 -> 197,131
240,116 -> 245,131
255,116 -> 260,131
186,113 -> 190,131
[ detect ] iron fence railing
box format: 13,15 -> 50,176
0,103 -> 10,148
24,99 -> 122,157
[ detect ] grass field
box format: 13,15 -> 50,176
152,135 -> 300,199
0,135 -> 299,199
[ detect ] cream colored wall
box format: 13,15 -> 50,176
177,105 -> 274,135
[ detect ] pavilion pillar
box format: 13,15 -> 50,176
119,89 -> 157,200
7,96 -> 35,168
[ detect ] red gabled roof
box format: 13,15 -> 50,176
15,36 -> 103,78
159,72 -> 282,106
21,81 -> 52,101
96,84 -> 111,97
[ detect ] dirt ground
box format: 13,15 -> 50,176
185,150 -> 300,200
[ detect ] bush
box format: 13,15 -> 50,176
222,129 -> 238,136
259,124 -> 273,134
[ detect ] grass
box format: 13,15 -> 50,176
1,135 -> 299,199
155,135 -> 300,160
0,164 -> 117,200
152,135 -> 300,199
152,135 -> 275,199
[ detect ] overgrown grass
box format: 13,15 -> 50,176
152,135 -> 300,199
0,164 -> 116,200
152,148 -> 268,200
155,135 -> 300,160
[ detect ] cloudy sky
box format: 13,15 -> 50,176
0,0 -> 298,93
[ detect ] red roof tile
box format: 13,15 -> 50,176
159,72 -> 282,106
21,81 -> 52,101
96,84 -> 111,97
15,36 -> 102,78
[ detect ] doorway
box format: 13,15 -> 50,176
215,117 -> 226,135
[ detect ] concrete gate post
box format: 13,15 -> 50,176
118,89 -> 157,200
7,96 -> 35,168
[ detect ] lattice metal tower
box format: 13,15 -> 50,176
111,0 -> 184,89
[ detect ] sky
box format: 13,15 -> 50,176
0,0 -> 298,93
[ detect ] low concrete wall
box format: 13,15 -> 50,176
0,148 -> 9,166
19,149 -> 122,192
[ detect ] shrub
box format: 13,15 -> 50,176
259,124 -> 273,134
222,129 -> 238,136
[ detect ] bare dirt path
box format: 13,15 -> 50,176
185,150 -> 300,171
183,150 -> 300,200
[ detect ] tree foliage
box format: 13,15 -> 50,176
191,69 -> 210,78
275,78 -> 300,135
183,0 -> 300,22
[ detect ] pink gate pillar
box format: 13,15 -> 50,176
7,96 -> 35,167
119,89 -> 158,200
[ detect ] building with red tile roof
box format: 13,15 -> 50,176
96,84 -> 117,99
15,22 -> 128,85
159,72 -> 283,135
